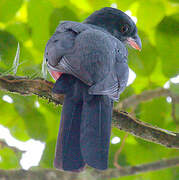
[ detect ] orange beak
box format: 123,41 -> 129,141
127,34 -> 142,51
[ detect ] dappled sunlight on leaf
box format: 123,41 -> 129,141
0,0 -> 23,22
156,14 -> 179,78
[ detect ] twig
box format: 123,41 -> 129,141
114,133 -> 128,169
0,139 -> 24,153
117,88 -> 179,110
97,157 -> 179,179
0,157 -> 179,179
172,98 -> 179,129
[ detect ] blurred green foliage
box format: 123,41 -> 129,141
0,0 -> 179,179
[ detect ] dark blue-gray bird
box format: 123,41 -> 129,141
44,7 -> 141,172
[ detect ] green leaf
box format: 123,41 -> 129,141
0,31 -> 18,69
137,0 -> 165,30
169,0 -> 179,3
119,86 -> 135,101
149,59 -> 169,87
170,82 -> 179,96
87,0 -> 112,10
157,14 -> 179,35
37,99 -> 61,141
6,22 -> 31,43
117,0 -> 137,11
13,96 -> 48,141
175,104 -> 179,120
40,139 -> 56,168
0,147 -> 21,169
128,31 -> 158,76
70,0 -> 92,12
0,0 -> 179,175
173,167 -> 179,180
28,0 -> 53,50
0,0 -> 23,22
139,97 -> 172,128
16,45 -> 37,77
0,92 -> 30,141
109,129 -> 130,168
156,14 -> 179,78
49,7 -> 79,35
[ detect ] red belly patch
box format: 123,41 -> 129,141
50,70 -> 62,80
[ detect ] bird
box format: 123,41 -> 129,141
44,7 -> 141,172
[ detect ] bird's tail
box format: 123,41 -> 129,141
52,74 -> 113,171
80,94 -> 113,170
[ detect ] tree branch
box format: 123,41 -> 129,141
116,88 -> 179,110
117,88 -> 179,109
112,111 -> 179,148
0,139 -> 24,153
98,157 -> 179,179
0,75 -> 64,104
0,157 -> 179,180
0,75 -> 179,149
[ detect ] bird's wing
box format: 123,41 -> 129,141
45,22 -> 96,85
54,28 -> 117,86
89,43 -> 129,101
46,21 -> 116,85
45,21 -> 89,74
46,21 -> 129,100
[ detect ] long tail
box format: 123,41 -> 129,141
52,74 -> 113,171
80,94 -> 113,170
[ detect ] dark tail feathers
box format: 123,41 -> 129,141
53,74 -> 113,171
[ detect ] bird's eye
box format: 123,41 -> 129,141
121,25 -> 129,33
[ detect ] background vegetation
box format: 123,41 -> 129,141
0,0 -> 179,179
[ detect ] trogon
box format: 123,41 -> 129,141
44,7 -> 141,172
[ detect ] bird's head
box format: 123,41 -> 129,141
84,7 -> 142,50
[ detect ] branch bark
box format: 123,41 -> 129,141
0,157 -> 179,180
0,75 -> 179,149
112,111 -> 179,148
0,75 -> 64,104
116,88 -> 179,110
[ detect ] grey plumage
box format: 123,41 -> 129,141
45,7 -> 141,171
45,21 -> 129,100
